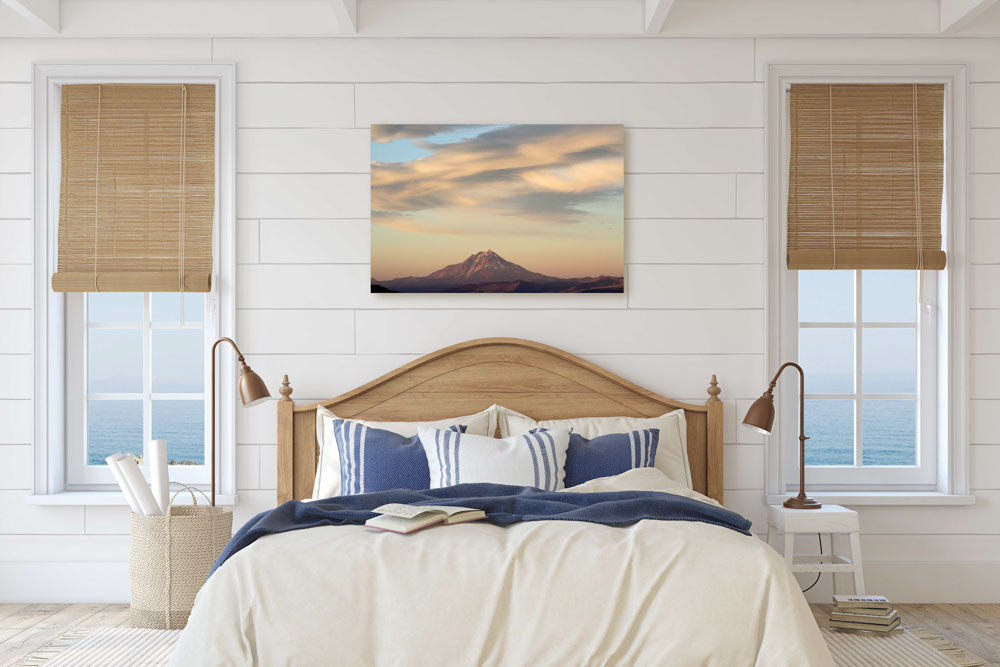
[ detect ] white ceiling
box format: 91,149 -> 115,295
2,0 -> 1000,37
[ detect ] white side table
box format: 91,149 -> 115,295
766,504 -> 865,595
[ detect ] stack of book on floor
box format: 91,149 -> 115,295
829,595 -> 901,634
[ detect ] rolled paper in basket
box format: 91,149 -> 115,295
117,454 -> 162,516
106,454 -> 142,514
149,440 -> 170,516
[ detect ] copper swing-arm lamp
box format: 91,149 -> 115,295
211,337 -> 271,507
743,362 -> 821,510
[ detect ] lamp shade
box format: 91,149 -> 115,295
742,392 -> 775,435
238,364 -> 271,407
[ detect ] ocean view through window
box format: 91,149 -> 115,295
798,270 -> 920,467
86,292 -> 207,466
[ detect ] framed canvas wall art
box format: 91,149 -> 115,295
370,124 -> 624,293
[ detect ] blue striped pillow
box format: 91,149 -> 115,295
333,419 -> 465,496
557,428 -> 660,487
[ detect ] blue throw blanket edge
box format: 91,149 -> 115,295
211,483 -> 751,577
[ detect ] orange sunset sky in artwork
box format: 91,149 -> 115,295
370,124 -> 625,281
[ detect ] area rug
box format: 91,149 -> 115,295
821,626 -> 987,667
13,624 -> 987,666
12,627 -> 181,667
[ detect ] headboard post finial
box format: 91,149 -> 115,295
279,374 -> 293,402
277,374 -> 295,504
705,373 -> 723,503
707,374 -> 721,402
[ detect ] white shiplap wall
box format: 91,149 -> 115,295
0,35 -> 998,603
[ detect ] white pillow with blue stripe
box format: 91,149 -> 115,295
498,407 -> 692,489
334,420 -> 466,496
312,405 -> 498,499
417,427 -> 571,491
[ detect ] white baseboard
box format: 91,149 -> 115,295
0,562 -> 129,603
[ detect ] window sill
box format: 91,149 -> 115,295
766,492 -> 975,506
26,492 -> 239,507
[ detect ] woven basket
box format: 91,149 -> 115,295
129,486 -> 232,629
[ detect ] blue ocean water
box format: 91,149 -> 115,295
88,400 -> 205,465
804,399 -> 916,465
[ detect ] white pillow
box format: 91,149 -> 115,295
313,405 -> 498,499
563,468 -> 721,508
418,427 -> 571,491
498,406 -> 692,489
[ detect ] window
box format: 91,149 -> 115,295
32,63 -> 236,500
765,64 -> 969,499
792,269 -> 937,486
65,292 -> 210,487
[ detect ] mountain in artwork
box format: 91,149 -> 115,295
371,250 -> 624,293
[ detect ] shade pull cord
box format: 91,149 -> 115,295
178,85 -> 188,296
788,87 -> 799,258
828,84 -> 837,270
93,84 -> 102,292
916,88 -> 927,316
912,84 -> 924,272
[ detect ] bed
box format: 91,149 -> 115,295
172,338 -> 833,666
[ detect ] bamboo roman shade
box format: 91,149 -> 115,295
787,83 -> 946,270
52,84 -> 216,292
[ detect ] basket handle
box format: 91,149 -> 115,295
169,482 -> 212,507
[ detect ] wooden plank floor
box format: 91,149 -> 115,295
812,603 -> 1000,666
0,604 -> 129,666
0,603 -> 996,665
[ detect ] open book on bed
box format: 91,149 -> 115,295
365,503 -> 487,534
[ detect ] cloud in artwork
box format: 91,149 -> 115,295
371,124 -> 624,227
371,125 -> 465,142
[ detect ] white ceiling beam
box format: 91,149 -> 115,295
644,0 -> 676,34
1,0 -> 59,32
940,0 -> 1000,32
330,0 -> 358,33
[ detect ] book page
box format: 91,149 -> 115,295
414,505 -> 480,516
365,514 -> 446,534
372,503 -> 443,519
833,595 -> 890,604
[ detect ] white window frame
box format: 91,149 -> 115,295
788,269 -> 936,487
764,63 -> 970,502
65,292 -> 211,487
31,63 -> 237,503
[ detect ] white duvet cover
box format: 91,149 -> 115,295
172,469 -> 833,666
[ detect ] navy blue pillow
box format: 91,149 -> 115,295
333,419 -> 465,495
558,428 -> 660,487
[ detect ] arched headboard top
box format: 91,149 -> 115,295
277,338 -> 723,503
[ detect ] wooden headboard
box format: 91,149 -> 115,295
276,338 -> 723,504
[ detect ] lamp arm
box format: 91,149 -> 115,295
767,361 -> 803,390
211,336 -> 245,364
768,361 -> 813,504
767,360 -> 807,442
209,337 -> 244,508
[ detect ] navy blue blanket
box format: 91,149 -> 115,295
211,483 -> 751,576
